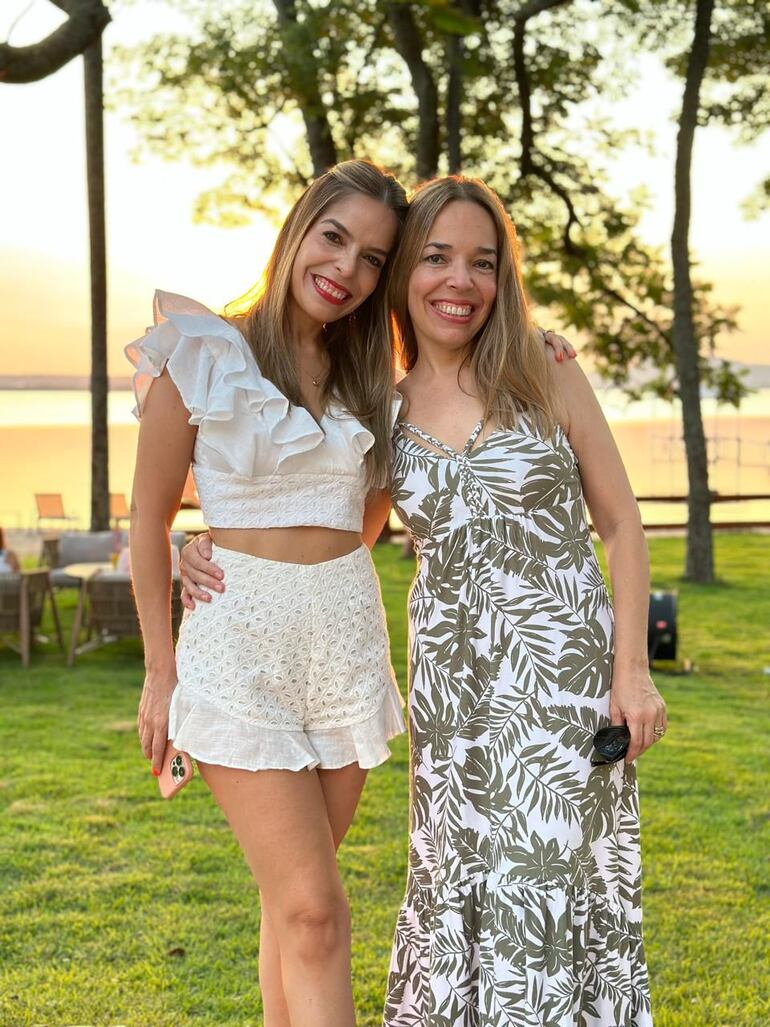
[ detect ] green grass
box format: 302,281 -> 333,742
1,534 -> 769,1026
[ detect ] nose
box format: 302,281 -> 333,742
334,248 -> 355,279
446,258 -> 472,291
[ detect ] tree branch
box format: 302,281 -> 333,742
512,0 -> 579,249
271,0 -> 337,174
386,2 -> 440,180
512,0 -> 674,348
0,0 -> 110,84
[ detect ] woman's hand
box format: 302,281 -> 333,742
542,328 -> 576,362
179,531 -> 224,609
610,666 -> 667,762
138,669 -> 177,775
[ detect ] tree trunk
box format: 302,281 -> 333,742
84,38 -> 109,532
671,0 -> 715,582
446,33 -> 463,174
387,3 -> 440,181
272,0 -> 337,174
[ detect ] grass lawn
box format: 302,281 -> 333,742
1,533 -> 768,1026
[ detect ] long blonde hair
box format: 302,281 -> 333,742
389,176 -> 556,434
229,160 -> 408,485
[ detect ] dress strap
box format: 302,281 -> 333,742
398,421 -> 458,459
463,419 -> 485,454
399,419 -> 486,458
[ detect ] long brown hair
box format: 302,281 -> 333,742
389,176 -> 557,434
228,160 -> 408,485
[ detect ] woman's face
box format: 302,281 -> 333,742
407,200 -> 498,354
290,192 -> 399,328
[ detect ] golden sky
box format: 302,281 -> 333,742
1,3 -> 768,379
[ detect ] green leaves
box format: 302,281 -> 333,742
418,2 -> 482,39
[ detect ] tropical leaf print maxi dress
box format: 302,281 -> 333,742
384,415 -> 652,1027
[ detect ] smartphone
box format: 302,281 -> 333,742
157,744 -> 194,799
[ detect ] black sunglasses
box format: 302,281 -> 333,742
590,725 -> 631,767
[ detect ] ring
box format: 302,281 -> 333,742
653,725 -> 665,739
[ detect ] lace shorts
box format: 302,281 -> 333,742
169,544 -> 405,771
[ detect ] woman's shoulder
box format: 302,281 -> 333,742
125,290 -> 265,423
145,289 -> 249,351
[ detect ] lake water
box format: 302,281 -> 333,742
1,389 -> 769,530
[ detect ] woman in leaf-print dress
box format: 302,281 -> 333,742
383,177 -> 666,1027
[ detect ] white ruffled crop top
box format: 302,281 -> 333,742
125,291 -> 400,532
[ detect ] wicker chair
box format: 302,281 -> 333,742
68,572 -> 184,666
0,570 -> 64,666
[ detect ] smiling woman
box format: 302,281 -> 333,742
383,177 -> 664,1027
125,159 -> 410,1027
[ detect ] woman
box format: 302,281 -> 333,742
0,527 -> 20,573
127,160 -> 410,1027
383,177 -> 664,1026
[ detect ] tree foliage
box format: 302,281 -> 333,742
114,0 -> 764,414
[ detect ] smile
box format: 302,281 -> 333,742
431,300 -> 474,321
312,274 -> 351,305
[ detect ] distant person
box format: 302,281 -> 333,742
0,528 -> 20,574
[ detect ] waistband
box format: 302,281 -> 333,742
211,542 -> 370,580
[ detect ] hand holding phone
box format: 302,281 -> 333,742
157,743 -> 194,799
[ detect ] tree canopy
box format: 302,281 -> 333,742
115,0 -> 766,410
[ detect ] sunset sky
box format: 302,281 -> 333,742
1,2 -> 768,379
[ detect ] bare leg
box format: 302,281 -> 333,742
259,907 -> 290,1027
258,763 -> 368,1026
198,762 -> 366,1027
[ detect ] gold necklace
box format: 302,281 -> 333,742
301,365 -> 326,388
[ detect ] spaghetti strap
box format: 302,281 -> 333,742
398,421 -> 459,459
398,419 -> 485,459
463,419 -> 485,454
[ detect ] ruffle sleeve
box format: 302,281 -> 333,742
124,290 -> 324,474
327,401 -> 376,457
327,388 -> 404,458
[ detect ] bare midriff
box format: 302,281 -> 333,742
210,526 -> 362,565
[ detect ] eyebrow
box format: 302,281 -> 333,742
424,241 -> 497,256
320,218 -> 389,258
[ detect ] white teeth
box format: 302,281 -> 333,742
313,275 -> 348,300
433,302 -> 472,317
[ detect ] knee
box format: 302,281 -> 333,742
279,893 -> 351,965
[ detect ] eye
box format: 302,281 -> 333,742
475,259 -> 496,271
364,254 -> 383,268
322,230 -> 342,245
424,253 -> 446,265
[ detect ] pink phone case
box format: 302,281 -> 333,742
157,744 -> 194,799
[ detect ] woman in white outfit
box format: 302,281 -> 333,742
127,160 -> 409,1027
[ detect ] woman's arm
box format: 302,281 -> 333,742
130,369 -> 197,773
362,488 -> 392,549
553,358 -> 666,762
178,489 -> 395,607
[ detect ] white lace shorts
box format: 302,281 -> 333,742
169,544 -> 405,771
